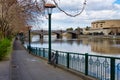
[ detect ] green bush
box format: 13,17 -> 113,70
0,38 -> 11,60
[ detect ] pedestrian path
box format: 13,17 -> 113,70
11,40 -> 83,80
0,61 -> 9,80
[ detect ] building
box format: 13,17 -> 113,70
84,19 -> 120,35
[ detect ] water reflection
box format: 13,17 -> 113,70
31,35 -> 120,56
89,39 -> 120,54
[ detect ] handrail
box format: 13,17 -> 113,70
39,47 -> 120,59
27,46 -> 120,80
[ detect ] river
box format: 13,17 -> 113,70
28,35 -> 120,57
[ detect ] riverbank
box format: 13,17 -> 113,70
78,35 -> 120,40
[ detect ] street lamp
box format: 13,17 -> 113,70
45,3 -> 56,63
27,26 -> 32,53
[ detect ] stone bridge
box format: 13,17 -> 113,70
66,30 -> 82,38
31,30 -> 65,39
31,30 -> 82,39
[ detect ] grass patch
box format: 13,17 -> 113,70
0,38 -> 12,61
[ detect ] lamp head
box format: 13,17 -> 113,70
44,3 -> 56,14
45,3 -> 56,8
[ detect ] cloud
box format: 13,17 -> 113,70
87,10 -> 117,19
52,12 -> 68,21
35,0 -> 120,30
53,0 -> 85,12
114,4 -> 120,9
86,0 -> 118,11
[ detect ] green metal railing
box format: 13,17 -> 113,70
27,46 -> 120,80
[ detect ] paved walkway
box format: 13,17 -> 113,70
11,40 -> 83,80
0,61 -> 9,80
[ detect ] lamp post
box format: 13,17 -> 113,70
27,26 -> 32,53
45,3 -> 56,63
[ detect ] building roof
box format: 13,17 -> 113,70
92,19 -> 120,23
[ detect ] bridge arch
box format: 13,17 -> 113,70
66,31 -> 79,39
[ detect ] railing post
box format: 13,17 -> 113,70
85,53 -> 88,75
29,47 -> 33,53
43,48 -> 45,57
39,48 -> 41,56
37,48 -> 38,56
29,46 -> 31,52
110,57 -> 115,80
33,48 -> 35,53
56,51 -> 58,64
36,48 -> 37,55
67,53 -> 70,68
27,45 -> 31,53
32,47 -> 34,53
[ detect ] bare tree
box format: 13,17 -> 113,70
0,0 -> 86,39
0,0 -> 45,38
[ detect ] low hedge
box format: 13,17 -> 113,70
0,38 -> 11,61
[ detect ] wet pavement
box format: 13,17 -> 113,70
11,40 -> 83,80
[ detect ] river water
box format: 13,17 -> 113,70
29,35 -> 120,57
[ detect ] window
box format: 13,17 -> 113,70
100,24 -> 103,27
96,23 -> 98,28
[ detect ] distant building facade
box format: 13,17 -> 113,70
84,19 -> 120,35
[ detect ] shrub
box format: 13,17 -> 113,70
0,38 -> 11,60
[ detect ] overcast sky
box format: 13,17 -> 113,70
33,0 -> 120,30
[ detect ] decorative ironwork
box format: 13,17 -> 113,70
81,57 -> 85,63
77,56 -> 80,62
95,58 -> 100,67
103,59 -> 109,68
72,55 -> 76,61
117,63 -> 120,71
89,57 -> 94,65
26,46 -> 120,80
